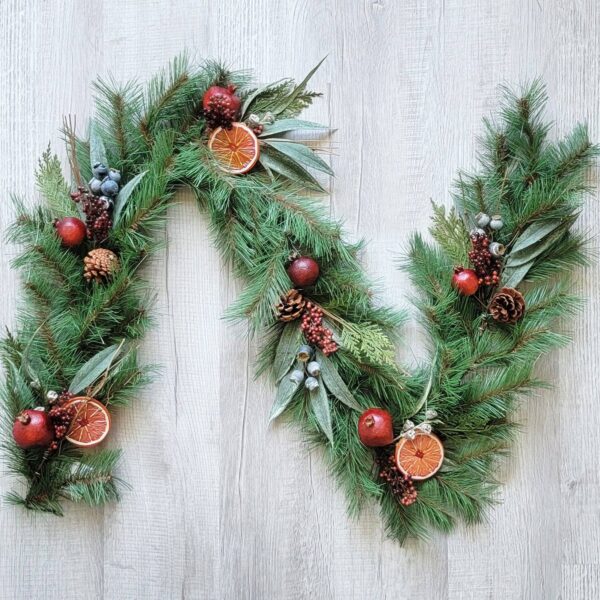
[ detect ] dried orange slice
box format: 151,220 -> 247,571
395,432 -> 444,480
208,122 -> 260,174
65,397 -> 111,448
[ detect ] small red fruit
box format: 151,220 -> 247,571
12,409 -> 54,449
54,217 -> 87,248
287,257 -> 320,287
358,408 -> 394,447
451,266 -> 479,296
202,85 -> 241,128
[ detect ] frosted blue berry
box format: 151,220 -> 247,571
92,162 -> 109,178
108,169 -> 121,183
88,178 -> 103,195
305,377 -> 319,391
100,178 -> 119,197
297,345 -> 314,362
306,361 -> 321,377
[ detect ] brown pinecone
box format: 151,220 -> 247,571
489,287 -> 525,323
276,289 -> 306,322
83,248 -> 119,283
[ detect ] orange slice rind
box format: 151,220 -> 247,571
208,122 -> 260,174
395,432 -> 444,480
65,397 -> 111,448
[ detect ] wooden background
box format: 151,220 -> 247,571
0,1 -> 599,598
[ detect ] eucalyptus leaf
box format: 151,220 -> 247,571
274,324 -> 303,382
409,367 -> 435,418
112,170 -> 147,227
275,57 -> 326,116
269,375 -> 301,422
310,383 -> 333,445
259,119 -> 331,138
89,121 -> 108,169
241,78 -> 287,118
264,140 -> 333,176
68,343 -> 124,395
502,262 -> 534,288
510,219 -> 563,254
317,350 -> 361,411
505,228 -> 566,267
259,146 -> 326,193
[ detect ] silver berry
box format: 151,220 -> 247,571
297,345 -> 314,362
418,422 -> 433,434
475,212 -> 491,228
108,169 -> 121,183
425,409 -> 438,420
305,376 -> 319,391
99,196 -> 113,210
46,390 -> 59,402
306,361 -> 321,377
92,162 -> 109,178
100,178 -> 119,197
489,242 -> 505,257
489,215 -> 503,230
289,369 -> 305,384
470,227 -> 486,237
88,178 -> 103,195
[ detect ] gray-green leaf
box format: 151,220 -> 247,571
510,219 -> 562,254
317,350 -> 361,411
89,121 -> 108,169
502,262 -> 534,288
506,228 -> 566,267
259,146 -> 326,193
259,119 -> 331,138
263,140 -> 333,176
241,78 -> 287,118
112,170 -> 147,227
69,343 -> 124,395
274,324 -> 303,382
310,383 -> 333,444
269,375 -> 302,422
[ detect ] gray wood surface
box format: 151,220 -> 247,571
0,1 -> 599,598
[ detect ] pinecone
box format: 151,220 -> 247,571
83,248 -> 119,283
276,289 -> 306,322
489,287 -> 525,323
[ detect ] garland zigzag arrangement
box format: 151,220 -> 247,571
2,58 -> 596,544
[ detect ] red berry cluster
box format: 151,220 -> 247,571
468,232 -> 501,286
250,124 -> 264,136
377,452 -> 418,507
47,391 -> 75,452
71,188 -> 113,241
300,302 -> 338,356
203,86 -> 239,129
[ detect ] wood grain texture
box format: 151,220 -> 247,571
0,1 -> 599,598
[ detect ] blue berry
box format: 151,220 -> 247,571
107,169 -> 121,183
88,178 -> 103,195
100,178 -> 119,197
92,162 -> 109,178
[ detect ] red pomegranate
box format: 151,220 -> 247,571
54,217 -> 87,248
451,267 -> 479,296
358,408 -> 394,447
202,85 -> 241,128
287,257 -> 320,287
12,409 -> 54,449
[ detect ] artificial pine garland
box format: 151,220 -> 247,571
1,59 -> 595,545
